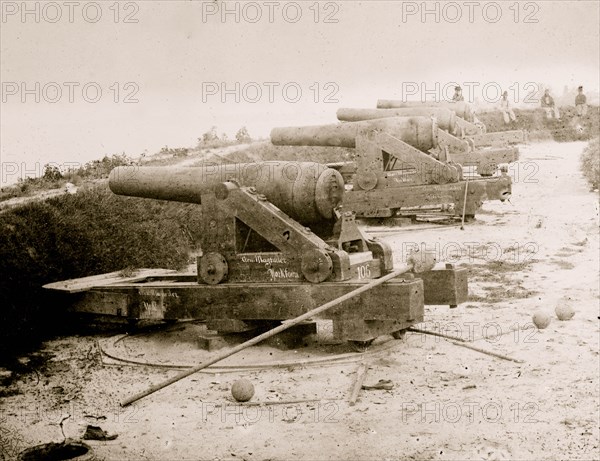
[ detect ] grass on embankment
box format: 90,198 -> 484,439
0,185 -> 202,356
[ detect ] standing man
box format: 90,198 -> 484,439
452,86 -> 464,102
541,89 -> 560,119
499,91 -> 516,124
575,86 -> 587,117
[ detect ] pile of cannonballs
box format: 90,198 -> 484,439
532,302 -> 575,329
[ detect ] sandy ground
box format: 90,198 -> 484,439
1,141 -> 599,461
0,188 -> 68,213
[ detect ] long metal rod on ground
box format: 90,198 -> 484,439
348,361 -> 370,406
407,326 -> 467,343
460,178 -> 469,230
215,398 -> 343,407
121,265 -> 412,407
448,340 -> 525,363
409,327 -> 524,363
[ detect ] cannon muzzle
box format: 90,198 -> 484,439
109,162 -> 344,224
336,107 -> 457,134
376,100 -> 475,122
270,117 -> 438,152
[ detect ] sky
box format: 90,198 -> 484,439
1,0 -> 599,185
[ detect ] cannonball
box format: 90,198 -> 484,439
532,311 -> 551,329
555,304 -> 575,321
231,379 -> 254,402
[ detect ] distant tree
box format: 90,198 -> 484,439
201,126 -> 219,144
221,133 -> 229,142
235,126 -> 251,143
43,164 -> 62,181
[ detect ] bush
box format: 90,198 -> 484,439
235,126 -> 252,143
76,153 -> 132,179
1,155 -> 133,203
160,146 -> 190,158
0,185 -> 203,355
43,164 -> 63,181
581,137 -> 600,190
201,126 -> 219,144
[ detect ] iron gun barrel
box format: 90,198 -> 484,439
270,117 -> 438,152
336,107 -> 457,134
109,161 -> 344,224
376,100 -> 475,123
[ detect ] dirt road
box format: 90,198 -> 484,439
1,141 -> 598,461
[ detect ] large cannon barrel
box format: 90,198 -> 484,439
109,162 -> 344,224
376,100 -> 475,122
270,117 -> 438,152
336,107 -> 457,134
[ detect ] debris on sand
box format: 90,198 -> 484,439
82,425 -> 118,441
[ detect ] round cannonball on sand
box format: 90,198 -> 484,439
532,311 -> 551,329
231,379 -> 254,402
555,304 -> 575,321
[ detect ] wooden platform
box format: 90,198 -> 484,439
43,268 -> 183,293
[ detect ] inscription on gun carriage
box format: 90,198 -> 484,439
267,267 -> 301,281
240,254 -> 288,265
236,253 -> 302,282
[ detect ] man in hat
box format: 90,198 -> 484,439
541,89 -> 560,119
452,86 -> 464,102
499,91 -> 516,124
575,86 -> 587,117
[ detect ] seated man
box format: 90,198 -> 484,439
499,91 -> 516,124
541,89 -> 560,119
575,86 -> 587,117
452,85 -> 464,102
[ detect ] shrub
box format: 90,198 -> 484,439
43,164 -> 63,181
78,153 -> 132,178
581,137 -> 600,190
160,146 -> 190,158
0,185 -> 203,356
235,126 -> 252,143
201,126 -> 219,144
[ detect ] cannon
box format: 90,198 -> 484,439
337,106 -> 519,176
44,161 -> 468,347
336,108 -> 520,173
376,99 -> 525,146
271,116 -> 439,152
336,107 -> 456,134
271,121 -> 512,219
377,100 -> 476,123
108,162 -> 343,224
271,116 -> 481,171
